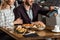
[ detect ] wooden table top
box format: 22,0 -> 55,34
0,26 -> 60,40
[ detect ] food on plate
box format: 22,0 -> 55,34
16,25 -> 22,30
22,24 -> 33,28
36,24 -> 46,30
17,28 -> 27,32
22,24 -> 46,30
37,24 -> 43,28
32,25 -> 37,28
16,25 -> 27,33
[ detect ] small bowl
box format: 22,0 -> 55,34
37,26 -> 46,30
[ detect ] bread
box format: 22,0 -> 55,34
17,28 -> 27,32
16,25 -> 27,33
22,24 -> 33,28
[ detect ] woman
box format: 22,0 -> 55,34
0,0 -> 17,40
0,0 -> 23,27
0,0 -> 15,27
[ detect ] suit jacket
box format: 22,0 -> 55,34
13,3 -> 49,24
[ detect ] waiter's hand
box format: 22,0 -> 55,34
32,21 -> 46,27
49,6 -> 58,17
49,6 -> 55,11
53,13 -> 58,16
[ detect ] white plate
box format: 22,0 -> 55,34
24,32 -> 35,35
52,30 -> 60,32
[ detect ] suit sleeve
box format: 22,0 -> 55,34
37,5 -> 49,16
13,8 -> 21,20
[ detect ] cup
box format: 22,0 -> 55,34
54,25 -> 60,31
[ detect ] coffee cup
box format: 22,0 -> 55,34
54,25 -> 60,31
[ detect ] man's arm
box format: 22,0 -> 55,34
37,4 -> 49,16
13,18 -> 23,24
13,8 -> 23,24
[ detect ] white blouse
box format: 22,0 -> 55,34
0,5 -> 15,27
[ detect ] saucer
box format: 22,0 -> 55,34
52,30 -> 60,32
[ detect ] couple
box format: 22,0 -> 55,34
0,0 -> 57,29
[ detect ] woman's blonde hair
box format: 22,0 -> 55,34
0,0 -> 9,9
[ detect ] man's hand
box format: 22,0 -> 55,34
32,21 -> 46,27
14,18 -> 23,24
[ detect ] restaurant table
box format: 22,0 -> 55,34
0,26 -> 60,40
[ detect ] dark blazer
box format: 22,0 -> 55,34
13,3 -> 49,24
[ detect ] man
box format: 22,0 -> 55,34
13,0 -> 57,27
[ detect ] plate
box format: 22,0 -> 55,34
24,32 -> 35,35
23,33 -> 38,37
52,30 -> 60,32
